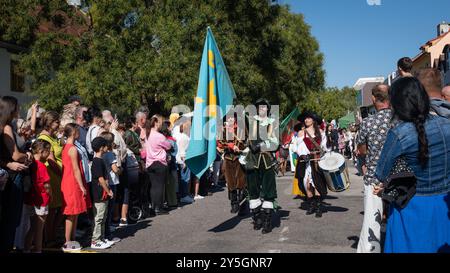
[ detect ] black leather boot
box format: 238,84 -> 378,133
252,206 -> 263,230
315,196 -> 323,218
231,191 -> 240,214
262,209 -> 272,234
237,189 -> 245,203
306,198 -> 316,215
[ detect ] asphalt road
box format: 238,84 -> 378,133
102,161 -> 364,253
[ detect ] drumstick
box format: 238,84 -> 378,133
298,158 -> 322,163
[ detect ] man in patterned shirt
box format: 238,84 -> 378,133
356,84 -> 391,253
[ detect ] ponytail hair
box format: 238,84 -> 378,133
313,122 -> 322,142
413,114 -> 429,167
145,114 -> 162,139
390,77 -> 430,168
64,123 -> 78,138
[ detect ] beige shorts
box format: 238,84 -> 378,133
26,205 -> 49,216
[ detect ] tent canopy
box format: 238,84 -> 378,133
338,112 -> 356,129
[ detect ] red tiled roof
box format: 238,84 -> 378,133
420,31 -> 450,50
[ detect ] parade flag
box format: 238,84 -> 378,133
280,107 -> 300,133
185,27 -> 236,178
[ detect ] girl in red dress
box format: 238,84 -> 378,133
61,123 -> 92,251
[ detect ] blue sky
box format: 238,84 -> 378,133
279,0 -> 450,88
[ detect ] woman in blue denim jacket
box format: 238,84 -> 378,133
375,77 -> 450,253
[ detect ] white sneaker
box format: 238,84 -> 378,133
180,196 -> 194,204
194,195 -> 204,200
104,238 -> 118,247
62,241 -> 82,252
90,240 -> 110,249
119,219 -> 128,227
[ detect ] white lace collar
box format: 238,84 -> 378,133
253,115 -> 275,126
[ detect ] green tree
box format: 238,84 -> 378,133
302,86 -> 358,121
1,0 -> 325,118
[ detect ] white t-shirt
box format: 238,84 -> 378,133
175,132 -> 190,164
172,125 -> 181,140
86,125 -> 101,155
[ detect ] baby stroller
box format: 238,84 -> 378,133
128,172 -> 153,222
126,155 -> 152,222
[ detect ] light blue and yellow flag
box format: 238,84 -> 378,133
185,27 -> 236,178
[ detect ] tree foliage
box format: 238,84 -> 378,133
302,86 -> 358,122
1,0 -> 326,118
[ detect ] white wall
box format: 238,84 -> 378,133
0,47 -> 34,117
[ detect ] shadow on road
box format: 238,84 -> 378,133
298,200 -> 349,213
208,208 -> 290,233
208,214 -> 252,233
113,220 -> 152,241
347,236 -> 359,249
271,210 -> 290,228
75,219 -> 152,248
324,206 -> 349,213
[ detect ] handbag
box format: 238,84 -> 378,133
382,158 -> 416,209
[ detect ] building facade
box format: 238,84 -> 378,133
353,77 -> 385,122
412,22 -> 450,85
0,41 -> 33,115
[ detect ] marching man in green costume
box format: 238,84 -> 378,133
243,98 -> 279,234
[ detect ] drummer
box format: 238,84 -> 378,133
294,111 -> 330,218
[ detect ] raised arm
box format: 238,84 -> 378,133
30,102 -> 38,134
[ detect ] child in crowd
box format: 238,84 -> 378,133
61,124 -> 92,252
99,132 -> 121,244
24,140 -> 51,253
90,137 -> 114,249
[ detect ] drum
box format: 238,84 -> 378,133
318,152 -> 350,192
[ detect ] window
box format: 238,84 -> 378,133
10,60 -> 24,92
446,46 -> 450,72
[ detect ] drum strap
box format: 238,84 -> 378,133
305,130 -> 324,155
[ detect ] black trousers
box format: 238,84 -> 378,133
147,162 -> 168,210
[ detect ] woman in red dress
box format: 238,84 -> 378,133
61,123 -> 92,251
